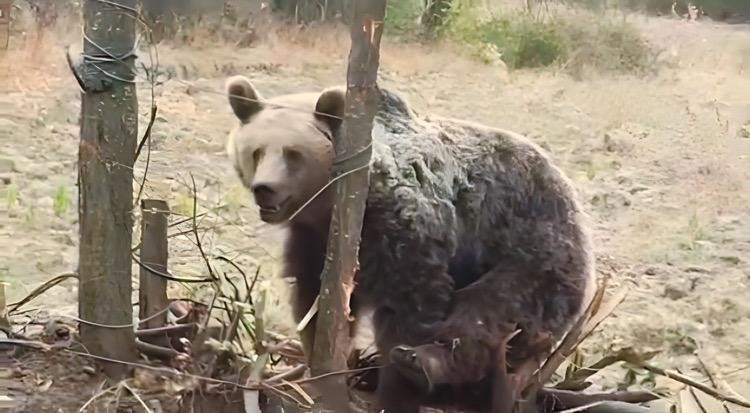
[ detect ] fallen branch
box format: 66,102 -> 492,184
538,388 -> 659,411
135,323 -> 197,338
560,401 -> 653,413
135,338 -> 181,359
8,273 -> 79,315
264,365 -> 308,384
696,353 -> 732,413
626,361 -> 750,408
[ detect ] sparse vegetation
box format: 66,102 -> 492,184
5,183 -> 18,211
383,0 -> 656,74
52,185 -> 70,217
173,191 -> 195,217
680,210 -> 707,251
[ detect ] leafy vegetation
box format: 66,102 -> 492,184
386,1 -> 656,74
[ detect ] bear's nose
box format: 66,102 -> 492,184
251,183 -> 282,208
251,183 -> 276,199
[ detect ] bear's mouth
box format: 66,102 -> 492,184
258,197 -> 291,222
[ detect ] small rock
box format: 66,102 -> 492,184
738,124 -> 750,139
616,175 -> 632,186
82,366 -> 96,376
685,265 -> 710,274
603,130 -> 635,153
697,165 -> 712,175
719,255 -> 741,265
644,267 -> 657,276
564,124 -> 581,134
0,157 -> 16,173
709,326 -> 726,337
0,175 -> 11,185
72,373 -> 90,382
663,285 -> 688,300
690,277 -> 703,292
629,185 -> 650,195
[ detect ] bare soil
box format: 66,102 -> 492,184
1,11 -> 750,412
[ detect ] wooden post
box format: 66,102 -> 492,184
138,199 -> 170,346
77,0 -> 138,379
0,0 -> 10,50
310,0 -> 387,410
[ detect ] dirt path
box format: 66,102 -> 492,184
1,14 -> 749,397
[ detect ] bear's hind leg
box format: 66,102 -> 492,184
390,260 -> 573,393
390,330 -> 521,413
489,330 -> 520,413
371,307 -> 426,413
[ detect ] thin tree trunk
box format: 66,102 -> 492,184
77,0 -> 138,380
309,0 -> 387,410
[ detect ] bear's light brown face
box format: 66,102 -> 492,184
224,76 -> 344,225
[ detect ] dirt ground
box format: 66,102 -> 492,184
1,9 -> 750,412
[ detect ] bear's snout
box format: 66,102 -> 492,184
252,183 -> 283,207
250,181 -> 291,223
251,183 -> 276,201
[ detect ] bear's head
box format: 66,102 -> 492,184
224,75 -> 345,226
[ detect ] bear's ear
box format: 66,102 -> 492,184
226,75 -> 263,123
314,87 -> 346,132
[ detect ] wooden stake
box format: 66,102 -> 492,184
138,199 -> 170,347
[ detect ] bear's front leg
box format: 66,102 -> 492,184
292,283 -> 364,365
290,280 -> 320,362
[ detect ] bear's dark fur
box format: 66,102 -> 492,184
224,76 -> 596,413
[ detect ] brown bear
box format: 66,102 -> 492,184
224,75 -> 596,413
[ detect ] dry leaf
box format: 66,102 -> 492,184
37,379 -> 53,392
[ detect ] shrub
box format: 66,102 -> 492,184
443,5 -> 655,74
473,12 -> 565,69
557,15 -> 655,74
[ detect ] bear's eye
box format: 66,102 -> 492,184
252,148 -> 263,164
283,147 -> 304,166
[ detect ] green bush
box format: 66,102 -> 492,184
443,6 -> 654,74
474,13 -> 565,69
558,16 -> 655,74
377,1 -> 655,75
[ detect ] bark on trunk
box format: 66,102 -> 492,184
309,0 -> 387,410
77,0 -> 139,380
